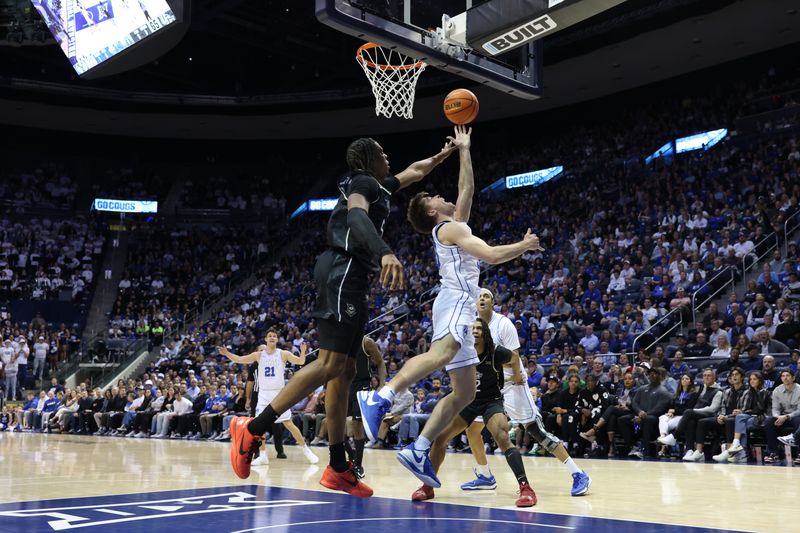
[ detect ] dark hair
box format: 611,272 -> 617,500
748,371 -> 764,390
729,366 -> 745,379
266,327 -> 279,337
346,138 -> 382,176
675,373 -> 696,399
407,192 -> 438,234
475,318 -> 495,363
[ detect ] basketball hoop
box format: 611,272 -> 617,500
356,42 -> 427,119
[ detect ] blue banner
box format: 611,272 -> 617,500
75,1 -> 115,32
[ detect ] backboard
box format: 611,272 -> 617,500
316,0 -> 630,100
315,0 -> 543,100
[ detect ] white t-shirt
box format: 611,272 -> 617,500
487,313 -> 521,382
33,342 -> 49,360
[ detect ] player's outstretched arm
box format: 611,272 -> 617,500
283,342 -> 307,366
363,336 -> 388,384
450,125 -> 474,223
218,346 -> 259,364
439,223 -> 543,265
346,192 -> 405,290
394,138 -> 456,190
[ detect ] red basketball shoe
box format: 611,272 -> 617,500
516,481 -> 537,507
319,462 -> 374,498
411,485 -> 435,501
230,417 -> 263,479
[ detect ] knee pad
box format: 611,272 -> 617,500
527,419 -> 560,454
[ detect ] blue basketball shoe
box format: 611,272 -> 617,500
397,443 -> 441,488
356,390 -> 390,443
460,469 -> 497,490
571,471 -> 591,496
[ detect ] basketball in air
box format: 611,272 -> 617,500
443,88 -> 479,125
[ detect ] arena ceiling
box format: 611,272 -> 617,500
0,0 -> 797,139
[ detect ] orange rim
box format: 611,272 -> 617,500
356,42 -> 426,71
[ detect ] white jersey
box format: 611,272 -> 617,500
256,347 -> 285,392
487,313 -> 523,386
432,221 -> 480,298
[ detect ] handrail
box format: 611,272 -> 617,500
742,232 -> 780,289
691,266 -> 736,327
633,305 -> 684,353
785,207 -> 800,257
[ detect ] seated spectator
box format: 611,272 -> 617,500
619,367 -> 671,458
658,368 -> 723,461
717,348 -> 744,374
761,355 -> 781,391
668,351 -> 690,379
371,387 -> 414,449
754,327 -> 790,356
397,387 -> 436,447
775,309 -> 800,349
713,371 -> 770,463
746,294 -> 772,328
741,345 -> 763,373
656,373 -> 698,456
763,370 -> 800,464
686,332 -> 713,359
710,333 -> 732,359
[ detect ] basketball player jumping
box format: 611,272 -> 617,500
411,319 -> 536,506
358,125 -> 542,488
461,288 -> 591,496
228,134 -> 458,497
345,336 -> 387,479
219,329 -> 319,465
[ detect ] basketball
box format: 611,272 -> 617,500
444,88 -> 480,125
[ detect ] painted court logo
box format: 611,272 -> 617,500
482,15 -> 557,55
0,490 -> 327,531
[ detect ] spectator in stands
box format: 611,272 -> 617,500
32,336 -> 49,386
619,367 -> 671,458
686,332 -> 713,359
714,371 -> 770,463
693,367 -> 747,461
763,370 -> 800,464
729,314 -> 754,343
741,345 -> 763,373
754,327 -> 790,356
717,347 -> 743,374
1,339 -> 19,401
668,351 -> 690,379
656,373 -> 698,457
22,391 -> 44,431
710,334 -> 732,359
658,368 -> 722,461
163,390 -> 194,439
397,384 -> 441,447
747,294 -> 772,328
775,309 -> 799,349
761,355 -> 781,391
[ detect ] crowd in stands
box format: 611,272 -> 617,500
0,216 -> 105,302
3,64 -> 800,468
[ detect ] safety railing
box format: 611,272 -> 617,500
691,266 -> 736,327
785,207 -> 800,257
633,305 -> 685,353
742,232 -> 780,289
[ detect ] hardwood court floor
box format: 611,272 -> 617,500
0,432 -> 796,532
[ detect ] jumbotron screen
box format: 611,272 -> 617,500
31,0 -> 177,75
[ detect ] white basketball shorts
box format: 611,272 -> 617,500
431,287 -> 478,372
256,389 -> 291,423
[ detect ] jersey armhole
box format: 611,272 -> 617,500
432,221 -> 458,249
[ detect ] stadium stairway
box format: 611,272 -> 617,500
81,232 -> 131,343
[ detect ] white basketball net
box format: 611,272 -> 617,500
357,42 -> 427,120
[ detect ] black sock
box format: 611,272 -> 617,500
247,406 -> 277,436
343,440 -> 355,462
271,423 -> 285,454
504,447 -> 528,485
329,442 -> 348,473
354,439 -> 366,468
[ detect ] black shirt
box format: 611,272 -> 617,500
327,173 -> 400,273
475,345 -> 513,402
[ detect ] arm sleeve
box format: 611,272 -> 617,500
694,390 -> 723,416
347,208 -> 393,258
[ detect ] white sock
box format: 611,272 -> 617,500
377,386 -> 396,402
476,463 -> 492,477
413,436 -> 431,451
731,439 -> 740,447
563,457 -> 581,475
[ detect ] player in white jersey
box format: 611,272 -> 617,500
459,288 -> 591,496
358,126 -> 542,488
219,328 -> 318,465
